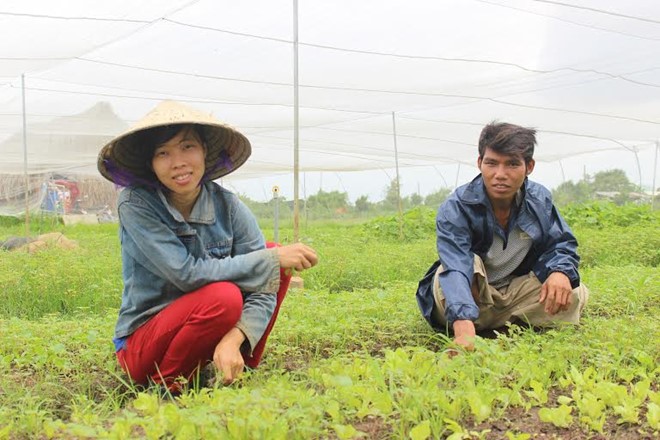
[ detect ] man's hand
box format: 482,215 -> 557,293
539,272 -> 572,315
451,320 -> 476,354
276,243 -> 318,271
213,327 -> 246,385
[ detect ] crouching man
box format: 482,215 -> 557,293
416,122 -> 589,351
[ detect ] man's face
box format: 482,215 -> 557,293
477,147 -> 534,206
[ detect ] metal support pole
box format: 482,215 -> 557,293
292,0 -> 300,242
455,163 -> 462,189
632,147 -> 643,191
431,165 -> 448,188
272,186 -> 280,243
21,74 -> 30,242
303,171 -> 308,225
391,112 -> 403,240
558,160 -> 566,183
652,141 -> 658,210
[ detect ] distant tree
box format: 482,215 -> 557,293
237,193 -> 267,214
592,169 -> 636,193
424,188 -> 452,208
355,195 -> 371,213
552,169 -> 637,206
591,169 -> 637,205
409,193 -> 423,207
238,193 -> 292,220
552,180 -> 591,206
306,190 -> 349,214
383,178 -> 402,211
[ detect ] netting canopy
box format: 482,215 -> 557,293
1,0 -> 659,208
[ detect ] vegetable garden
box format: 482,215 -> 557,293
0,202 -> 658,439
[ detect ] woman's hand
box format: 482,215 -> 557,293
276,243 -> 318,271
213,327 -> 246,385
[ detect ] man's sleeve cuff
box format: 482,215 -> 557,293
446,303 -> 480,325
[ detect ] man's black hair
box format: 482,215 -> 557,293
478,121 -> 536,164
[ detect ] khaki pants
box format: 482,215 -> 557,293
431,256 -> 589,330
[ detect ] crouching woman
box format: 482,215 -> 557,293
97,100 -> 317,391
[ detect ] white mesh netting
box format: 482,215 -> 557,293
1,0 -> 659,214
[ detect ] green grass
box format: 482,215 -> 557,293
0,206 -> 658,439
0,223 -> 121,318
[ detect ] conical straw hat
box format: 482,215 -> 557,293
97,100 -> 251,185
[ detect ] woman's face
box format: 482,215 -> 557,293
151,127 -> 206,199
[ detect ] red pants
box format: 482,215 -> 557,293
116,247 -> 290,389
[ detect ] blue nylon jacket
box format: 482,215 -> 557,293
416,175 -> 580,329
113,181 -> 280,352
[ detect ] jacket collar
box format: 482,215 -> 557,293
156,181 -> 216,224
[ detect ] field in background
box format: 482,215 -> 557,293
0,203 -> 658,439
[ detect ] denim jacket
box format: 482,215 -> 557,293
416,175 -> 580,328
113,181 -> 280,352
